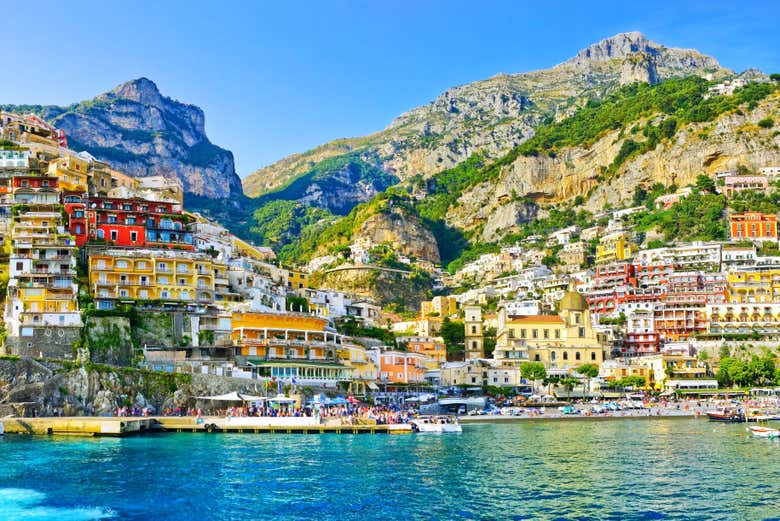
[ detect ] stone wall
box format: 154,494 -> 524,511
4,327 -> 81,359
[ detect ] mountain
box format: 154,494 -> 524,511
243,32 -> 728,201
2,78 -> 242,199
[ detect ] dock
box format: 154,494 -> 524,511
1,416 -> 413,436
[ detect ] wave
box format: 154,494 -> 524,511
0,488 -> 114,520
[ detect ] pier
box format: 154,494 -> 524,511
1,417 -> 413,436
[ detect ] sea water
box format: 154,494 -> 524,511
0,419 -> 778,520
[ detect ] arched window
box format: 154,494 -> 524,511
551,351 -> 556,361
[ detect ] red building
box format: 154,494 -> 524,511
65,196 -> 193,250
593,262 -> 636,291
729,212 -> 778,241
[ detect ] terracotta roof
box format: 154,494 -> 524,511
507,315 -> 564,324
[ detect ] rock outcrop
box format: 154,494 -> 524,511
4,78 -> 242,199
357,207 -> 440,263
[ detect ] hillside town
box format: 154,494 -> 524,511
2,107 -> 780,405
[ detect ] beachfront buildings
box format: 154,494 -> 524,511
231,311 -> 355,386
494,291 -> 607,373
370,348 -> 427,384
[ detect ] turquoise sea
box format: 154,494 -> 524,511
1,418 -> 778,520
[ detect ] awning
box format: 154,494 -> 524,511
196,391 -> 267,402
367,382 -> 379,390
268,394 -> 296,403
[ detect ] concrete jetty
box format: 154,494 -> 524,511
1,416 -> 413,436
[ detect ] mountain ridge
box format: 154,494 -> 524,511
242,32 -> 730,199
2,78 -> 243,200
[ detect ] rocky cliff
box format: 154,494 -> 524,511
449,92 -> 780,242
3,78 -> 242,199
244,32 -> 729,199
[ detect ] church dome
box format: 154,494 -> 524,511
559,290 -> 587,311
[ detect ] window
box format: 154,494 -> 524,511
15,262 -> 22,271
532,329 -> 538,339
555,330 -> 560,339
130,231 -> 138,242
543,329 -> 549,339
551,351 -> 556,361
521,329 -> 526,338
472,341 -> 478,349
119,289 -> 128,298
591,352 -> 596,361
563,352 -> 568,360
509,329 -> 515,339
579,327 -> 585,338
534,354 -> 540,361
471,326 -> 476,334
576,352 -> 581,361
96,229 -> 105,239
110,230 -> 118,241
116,260 -> 128,268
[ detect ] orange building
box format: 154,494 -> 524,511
372,349 -> 427,384
729,212 -> 778,241
396,336 -> 447,369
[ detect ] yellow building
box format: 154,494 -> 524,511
494,291 -> 606,372
88,249 -> 219,309
726,269 -> 780,304
596,232 -> 637,265
287,269 -> 309,289
47,155 -> 88,192
396,335 -> 447,369
231,311 -> 352,386
4,205 -> 81,338
421,295 -> 458,318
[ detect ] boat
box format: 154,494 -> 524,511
706,407 -> 744,422
0,420 -> 3,436
748,425 -> 780,438
410,416 -> 462,433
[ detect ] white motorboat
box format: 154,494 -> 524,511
748,425 -> 780,438
411,416 -> 462,433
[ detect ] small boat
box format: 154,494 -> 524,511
748,425 -> 780,438
411,416 -> 462,433
0,420 -> 3,436
706,408 -> 744,422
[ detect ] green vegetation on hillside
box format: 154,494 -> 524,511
517,77 -> 778,160
630,192 -> 728,242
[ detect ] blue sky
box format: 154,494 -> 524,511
2,0 -> 778,177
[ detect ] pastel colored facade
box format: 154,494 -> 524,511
495,291 -> 606,371
396,335 -> 447,369
706,302 -> 780,338
729,212 -> 778,241
373,349 -> 427,384
600,354 -> 713,391
88,249 -> 219,308
287,270 -> 309,289
463,304 -> 484,360
721,175 -> 768,197
726,269 -> 780,304
47,155 -> 88,192
232,311 -> 353,386
596,232 -> 637,265
421,295 -> 458,318
654,188 -> 692,209
4,205 -> 81,341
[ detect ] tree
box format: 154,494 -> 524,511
694,173 -> 716,194
285,295 -> 309,312
770,73 -> 780,82
577,364 -> 599,378
520,362 -> 547,390
483,326 -> 497,358
440,317 -> 465,359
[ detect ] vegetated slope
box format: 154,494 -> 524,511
280,76 -> 780,271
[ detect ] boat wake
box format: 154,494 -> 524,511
0,488 -> 114,520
